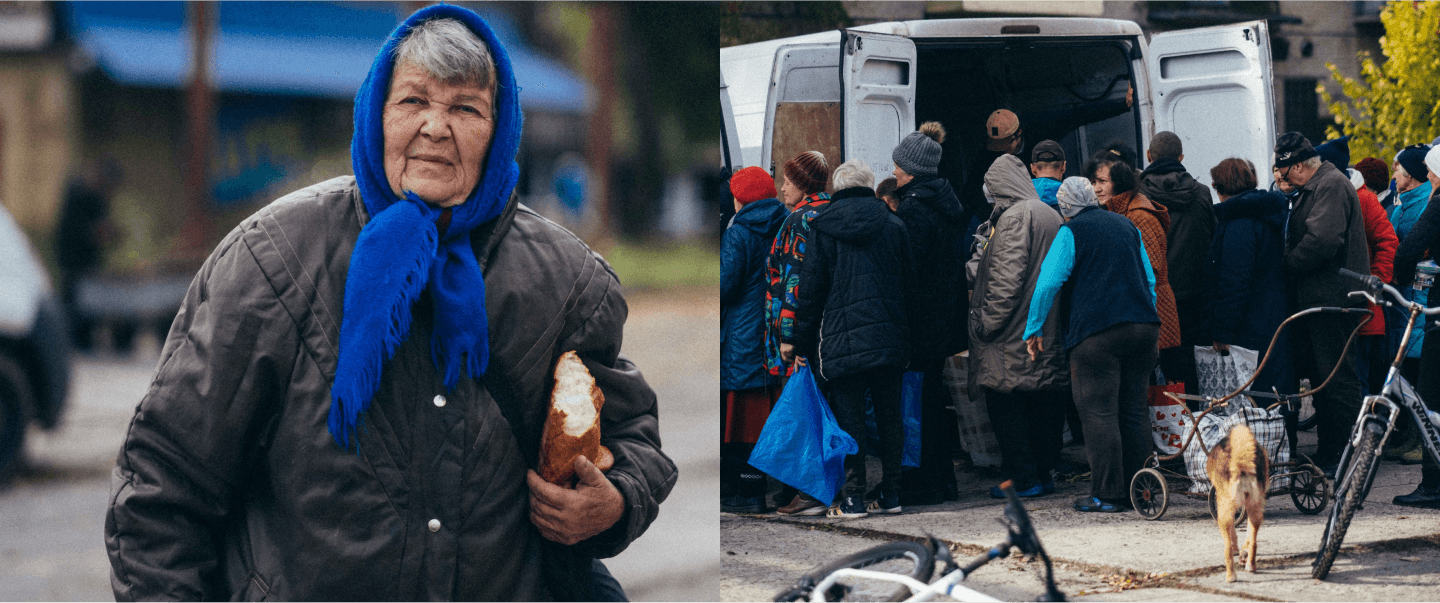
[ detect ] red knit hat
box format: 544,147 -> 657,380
729,166 -> 777,205
783,151 -> 829,196
1354,157 -> 1389,191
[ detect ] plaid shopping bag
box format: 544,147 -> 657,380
1181,398 -> 1291,494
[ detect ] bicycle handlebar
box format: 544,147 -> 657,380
1339,268 -> 1440,316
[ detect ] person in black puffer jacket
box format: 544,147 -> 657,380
891,121 -> 966,505
1388,146 -> 1440,508
1138,132 -> 1216,394
720,166 -> 789,513
790,159 -> 916,518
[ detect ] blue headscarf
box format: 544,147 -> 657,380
331,4 -> 523,449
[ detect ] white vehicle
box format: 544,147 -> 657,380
721,18 -> 1276,200
0,203 -> 70,483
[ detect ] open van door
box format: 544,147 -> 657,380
841,30 -> 916,180
721,70 -> 743,174
763,41 -> 843,192
1147,21 -> 1276,195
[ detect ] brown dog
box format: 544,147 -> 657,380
1207,424 -> 1269,582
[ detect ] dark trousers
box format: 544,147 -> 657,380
1354,334 -> 1391,396
1159,297 -> 1207,395
720,442 -> 764,497
1070,322 -> 1159,501
1292,313 -> 1364,463
827,366 -> 905,498
587,560 -> 628,602
1413,323 -> 1440,487
911,359 -> 958,494
984,387 -> 1066,487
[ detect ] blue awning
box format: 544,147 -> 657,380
62,1 -> 588,113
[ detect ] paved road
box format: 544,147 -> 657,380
0,286 -> 717,601
723,437 -> 1440,601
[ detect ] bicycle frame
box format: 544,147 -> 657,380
1314,275 -> 1440,579
1331,283 -> 1440,506
808,568 -> 1001,603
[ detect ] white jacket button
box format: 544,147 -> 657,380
428,519 -> 441,532
433,395 -> 446,408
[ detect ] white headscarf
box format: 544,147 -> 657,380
1056,176 -> 1098,219
1426,146 -> 1440,181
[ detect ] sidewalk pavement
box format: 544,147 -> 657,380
723,433 -> 1440,601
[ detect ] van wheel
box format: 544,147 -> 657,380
0,354 -> 32,485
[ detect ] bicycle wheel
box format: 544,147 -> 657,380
1207,490 -> 1246,525
1130,468 -> 1169,520
1312,423 -> 1383,580
1297,394 -> 1318,431
795,541 -> 935,602
1290,465 -> 1330,515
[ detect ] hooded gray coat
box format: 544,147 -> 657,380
104,177 -> 676,601
967,155 -> 1068,393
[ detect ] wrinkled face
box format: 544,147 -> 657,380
1091,164 -> 1113,205
1280,161 -> 1315,188
893,165 -> 914,188
1396,164 -> 1422,192
780,175 -> 803,209
1273,167 -> 1294,193
383,63 -> 495,208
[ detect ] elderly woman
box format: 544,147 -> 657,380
1024,177 -> 1159,513
104,6 -> 674,601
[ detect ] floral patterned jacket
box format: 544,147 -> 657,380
764,192 -> 830,376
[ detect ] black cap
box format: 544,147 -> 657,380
1031,139 -> 1065,163
1275,132 -> 1318,168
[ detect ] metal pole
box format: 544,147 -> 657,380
179,0 -> 214,264
584,3 -> 616,248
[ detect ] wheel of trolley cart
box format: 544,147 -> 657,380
1207,489 -> 1248,525
1313,420 -> 1384,580
1129,468 -> 1169,520
790,541 -> 935,602
1290,464 -> 1330,515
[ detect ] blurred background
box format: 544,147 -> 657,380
0,2 -> 720,600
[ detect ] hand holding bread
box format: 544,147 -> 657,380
528,351 -> 623,544
538,351 -> 615,486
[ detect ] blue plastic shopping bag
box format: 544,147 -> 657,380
748,365 -> 859,506
863,371 -> 922,467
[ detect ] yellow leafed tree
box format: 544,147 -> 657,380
1321,0 -> 1440,161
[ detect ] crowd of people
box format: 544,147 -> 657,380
722,116 -> 1440,518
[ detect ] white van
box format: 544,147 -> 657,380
720,18 -> 1276,202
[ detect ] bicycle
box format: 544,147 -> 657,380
1311,268 -> 1440,580
773,482 -> 1064,602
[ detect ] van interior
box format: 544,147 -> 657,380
913,40 -> 1140,212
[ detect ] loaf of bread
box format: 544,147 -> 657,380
538,351 -> 614,485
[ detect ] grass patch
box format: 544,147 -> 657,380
604,239 -> 718,291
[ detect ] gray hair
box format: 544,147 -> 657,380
831,159 -> 875,191
1301,155 -> 1322,170
394,18 -> 496,92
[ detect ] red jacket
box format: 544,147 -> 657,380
1359,186 -> 1397,336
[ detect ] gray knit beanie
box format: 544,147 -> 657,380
892,122 -> 945,177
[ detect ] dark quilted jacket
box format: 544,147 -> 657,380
790,187 -> 916,382
105,177 -> 676,601
721,198 -> 788,390
1138,159 -> 1216,302
1205,188 -> 1289,352
895,175 -> 968,361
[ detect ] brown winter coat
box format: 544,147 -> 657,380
104,177 -> 676,601
1108,190 -> 1181,349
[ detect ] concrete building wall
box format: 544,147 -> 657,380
0,53 -> 75,231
